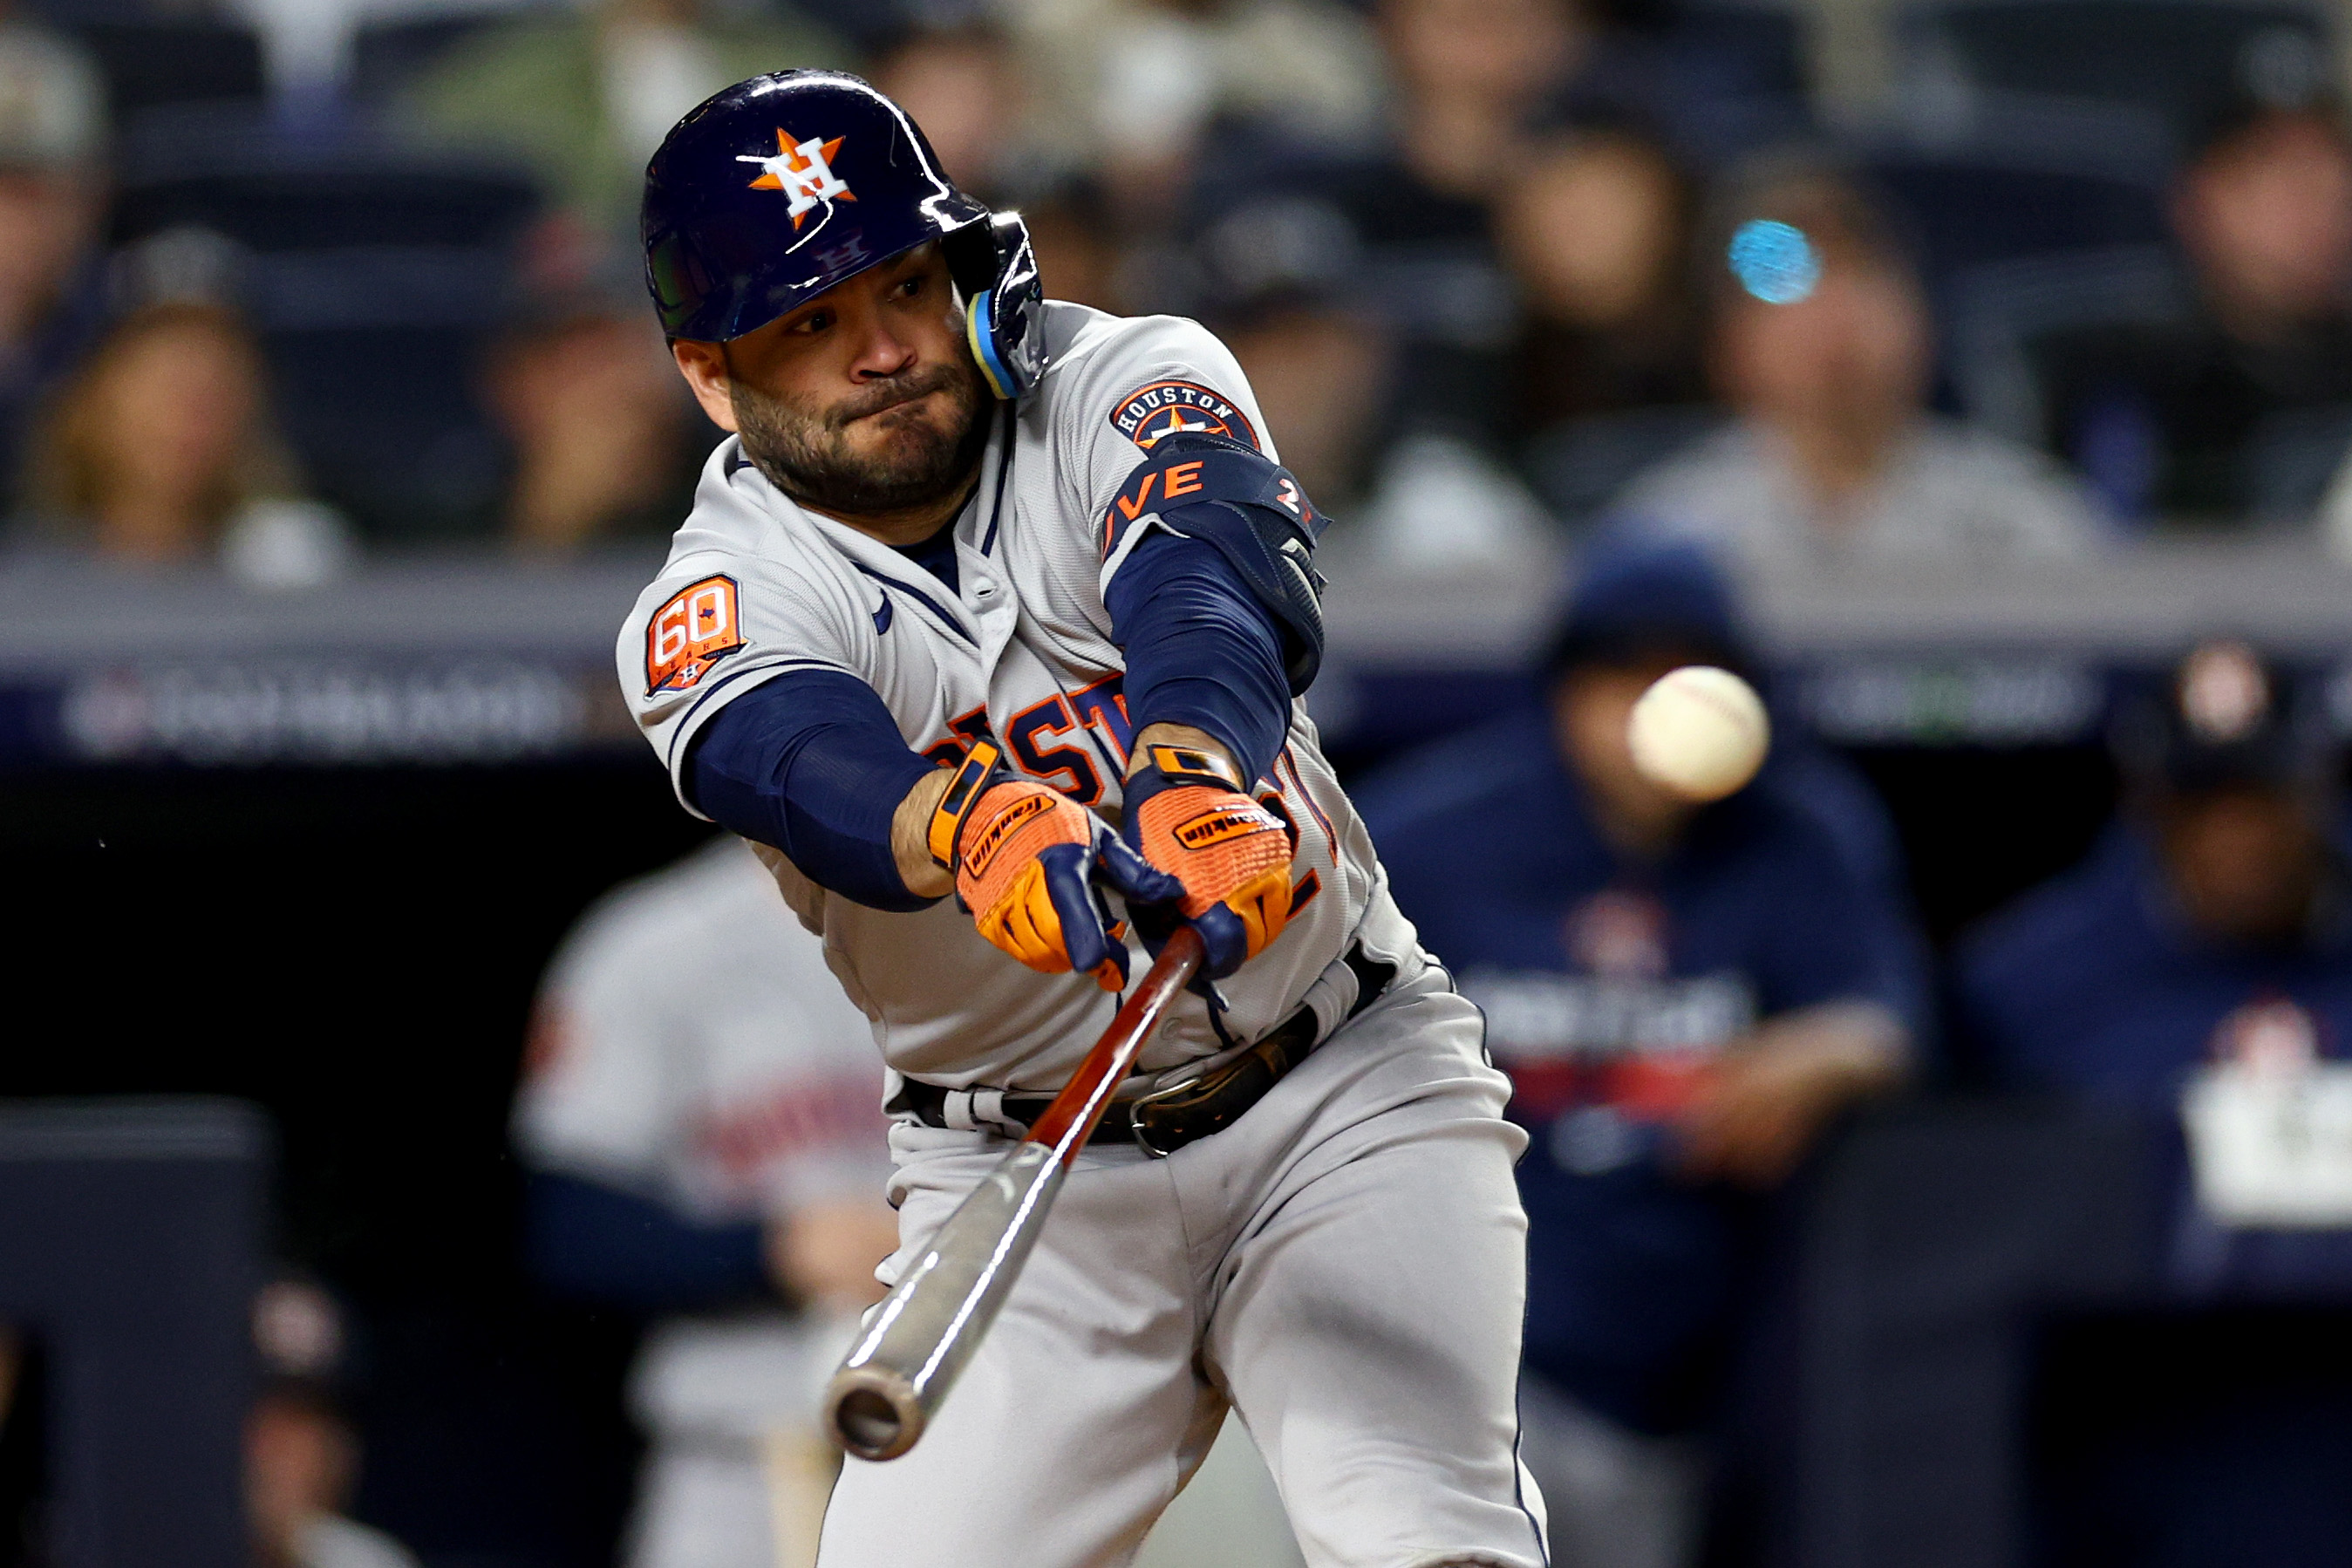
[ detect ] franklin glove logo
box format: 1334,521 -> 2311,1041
1174,802 -> 1279,851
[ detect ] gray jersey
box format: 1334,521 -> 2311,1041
516,835 -> 891,1221
617,302 -> 1413,1092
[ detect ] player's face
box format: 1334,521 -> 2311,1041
672,244 -> 990,521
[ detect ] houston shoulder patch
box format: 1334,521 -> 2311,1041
645,575 -> 745,695
1109,380 -> 1258,453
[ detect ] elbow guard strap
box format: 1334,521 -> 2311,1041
1101,431 -> 1330,693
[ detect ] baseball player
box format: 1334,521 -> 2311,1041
617,71 -> 1544,1568
516,835 -> 899,1567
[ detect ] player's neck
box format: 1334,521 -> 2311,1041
800,467 -> 983,549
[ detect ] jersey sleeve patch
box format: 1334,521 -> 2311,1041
1108,379 -> 1258,453
1099,433 -> 1310,560
644,574 -> 746,695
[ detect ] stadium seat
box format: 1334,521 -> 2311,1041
63,18 -> 265,124
1863,147 -> 2173,291
1946,244 -> 2192,443
1897,0 -> 2336,155
346,10 -> 522,108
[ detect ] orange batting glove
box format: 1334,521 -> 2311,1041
1119,744 -> 1297,981
929,741 -> 1182,991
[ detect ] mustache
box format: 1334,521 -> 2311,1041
830,363 -> 968,427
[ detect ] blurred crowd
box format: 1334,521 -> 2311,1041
0,0 -> 2350,587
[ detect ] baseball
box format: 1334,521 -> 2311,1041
1627,666 -> 1770,801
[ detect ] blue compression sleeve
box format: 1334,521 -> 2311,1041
524,1170 -> 771,1313
688,670 -> 942,911
1106,529 -> 1291,784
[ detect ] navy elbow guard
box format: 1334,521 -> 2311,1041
1101,431 -> 1330,693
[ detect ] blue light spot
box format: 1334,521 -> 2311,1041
1728,220 -> 1819,304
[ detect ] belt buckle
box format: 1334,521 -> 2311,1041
1127,1026 -> 1301,1157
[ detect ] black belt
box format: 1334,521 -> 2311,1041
892,944 -> 1394,1156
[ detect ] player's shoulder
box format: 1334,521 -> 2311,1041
658,440 -> 820,566
1033,301 -> 1265,455
622,440 -> 871,660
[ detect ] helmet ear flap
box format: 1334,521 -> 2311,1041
950,212 -> 1046,400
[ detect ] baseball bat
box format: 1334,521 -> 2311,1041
820,925 -> 1205,1462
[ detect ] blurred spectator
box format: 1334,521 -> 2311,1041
23,300 -> 356,588
1248,0 -> 1577,564
1956,642 -> 2352,1565
2042,99 -> 2352,524
249,1278 -> 422,1568
1003,0 -> 1383,222
399,0 -> 849,259
0,16 -> 106,513
515,837 -> 897,1568
1191,194 -> 1387,508
1960,644 -> 2352,1264
1500,126 -> 1704,438
1022,175 -> 1124,313
867,18 -> 1031,201
1375,0 -> 1577,203
485,287 -> 704,553
1359,542 -> 1919,1568
1616,159 -> 2107,570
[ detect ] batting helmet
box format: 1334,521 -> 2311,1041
641,70 -> 1046,399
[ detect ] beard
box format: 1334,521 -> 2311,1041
728,351 -> 992,516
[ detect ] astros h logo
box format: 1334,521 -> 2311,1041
739,130 -> 856,228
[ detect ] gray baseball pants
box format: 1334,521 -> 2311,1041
815,960 -> 1550,1568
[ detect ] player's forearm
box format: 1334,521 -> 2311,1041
692,671 -> 946,910
892,766 -> 956,898
1126,724 -> 1235,780
1106,532 -> 1292,786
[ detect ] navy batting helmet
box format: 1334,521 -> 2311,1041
641,71 -> 1046,399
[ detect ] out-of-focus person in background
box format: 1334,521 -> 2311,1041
1005,0 -> 1382,225
1019,174 -> 1125,313
1360,542 -> 1919,1568
249,1278 -> 423,1568
21,298 -> 355,588
398,0 -> 848,260
1304,0 -> 1588,566
1614,159 -> 2107,571
1955,641 -> 2352,1565
1501,125 -> 1704,441
1341,0 -> 1577,421
2035,93 -> 2352,526
1959,643 -> 2352,1251
515,836 -> 898,1568
485,283 -> 706,554
866,17 -> 1031,202
0,12 -> 106,514
1190,193 -> 1388,512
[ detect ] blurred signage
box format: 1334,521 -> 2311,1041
2184,1061 -> 2352,1229
35,660 -> 634,767
1796,657 -> 2106,745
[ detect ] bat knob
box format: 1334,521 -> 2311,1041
822,1365 -> 926,1462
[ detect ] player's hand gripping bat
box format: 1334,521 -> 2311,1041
820,925 -> 1205,1462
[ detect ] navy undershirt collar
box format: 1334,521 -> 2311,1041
893,514 -> 960,596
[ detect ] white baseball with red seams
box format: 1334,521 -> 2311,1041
1627,665 -> 1771,802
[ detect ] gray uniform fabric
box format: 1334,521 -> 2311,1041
819,967 -> 1545,1568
